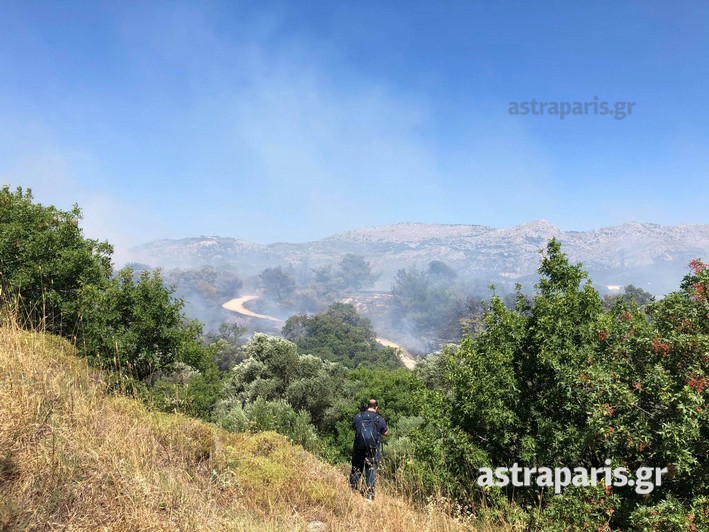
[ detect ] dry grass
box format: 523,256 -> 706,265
0,323 -> 488,531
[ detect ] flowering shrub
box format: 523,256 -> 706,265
413,242 -> 707,529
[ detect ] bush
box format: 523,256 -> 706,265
412,241 -> 708,528
214,397 -> 320,452
283,302 -> 401,369
0,186 -> 112,334
221,334 -> 351,431
78,268 -> 210,381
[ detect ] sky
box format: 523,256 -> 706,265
1,1 -> 708,252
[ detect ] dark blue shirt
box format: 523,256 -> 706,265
352,410 -> 388,460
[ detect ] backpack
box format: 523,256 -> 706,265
355,412 -> 380,451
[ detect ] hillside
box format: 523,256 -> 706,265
0,324 -> 477,531
128,221 -> 709,295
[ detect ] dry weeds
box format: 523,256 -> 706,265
0,323 -> 489,531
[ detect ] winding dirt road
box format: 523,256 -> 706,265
222,295 -> 284,322
222,295 -> 417,368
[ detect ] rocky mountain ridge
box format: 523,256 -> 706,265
129,220 -> 709,295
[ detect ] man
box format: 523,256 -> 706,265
350,399 -> 389,500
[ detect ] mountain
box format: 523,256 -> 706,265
128,221 -> 709,295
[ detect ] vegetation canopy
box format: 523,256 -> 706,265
1,189 -> 706,530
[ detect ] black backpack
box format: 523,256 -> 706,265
355,412 -> 380,451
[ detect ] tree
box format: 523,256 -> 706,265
323,367 -> 426,462
162,266 -> 243,330
413,241 -> 709,528
1,187 -> 223,421
0,186 -> 113,335
259,266 -> 295,301
219,334 -> 349,430
77,267 -> 209,381
164,266 -> 243,303
426,260 -> 457,282
282,303 -> 402,369
604,284 -> 655,310
214,397 -> 320,452
337,254 -> 379,291
622,284 -> 655,306
391,261 -> 462,343
204,322 -> 248,372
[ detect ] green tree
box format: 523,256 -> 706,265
204,322 -> 248,372
219,334 -> 349,430
78,268 -> 208,381
0,186 -> 113,335
214,397 -> 320,452
603,284 -> 655,310
337,253 -> 379,291
259,266 -> 295,301
283,302 -> 401,369
1,187 -> 224,421
323,368 -> 426,462
391,260 -> 463,343
413,241 -> 708,527
164,266 -> 242,305
312,264 -> 337,296
622,283 -> 655,306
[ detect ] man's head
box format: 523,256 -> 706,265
367,399 -> 379,411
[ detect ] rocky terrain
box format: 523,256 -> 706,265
129,220 -> 709,295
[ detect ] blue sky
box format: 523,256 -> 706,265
1,1 -> 707,252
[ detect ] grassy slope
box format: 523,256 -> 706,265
0,325 -> 476,531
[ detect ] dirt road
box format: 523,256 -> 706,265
222,295 -> 284,322
375,337 -> 418,369
222,295 -> 417,368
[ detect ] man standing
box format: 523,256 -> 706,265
350,399 -> 389,500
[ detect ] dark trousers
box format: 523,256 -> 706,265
349,447 -> 378,497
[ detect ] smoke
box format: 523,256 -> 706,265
0,124 -> 167,265
1,2 -> 563,249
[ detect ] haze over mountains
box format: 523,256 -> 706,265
129,220 -> 709,295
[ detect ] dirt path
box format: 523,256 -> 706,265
375,337 -> 418,369
222,295 -> 284,322
222,295 -> 417,368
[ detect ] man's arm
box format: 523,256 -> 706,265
380,417 -> 389,437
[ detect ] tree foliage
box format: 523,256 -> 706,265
0,186 -> 112,334
337,253 -> 379,291
1,187 -> 216,387
412,240 -> 708,528
282,302 -> 401,369
78,268 -> 208,381
214,397 -> 320,452
259,266 -> 295,301
5,186 -> 706,528
204,322 -> 248,372
391,260 -> 466,345
220,334 -> 349,429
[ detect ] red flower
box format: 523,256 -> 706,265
651,338 -> 671,357
689,258 -> 706,274
687,375 -> 708,394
